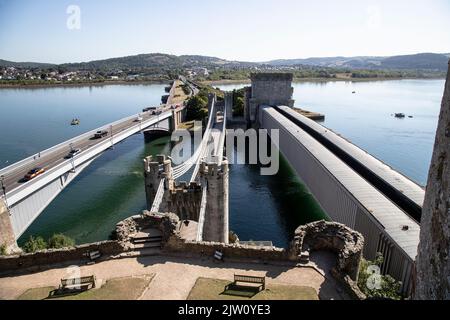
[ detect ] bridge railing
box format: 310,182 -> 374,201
0,110 -> 171,178
172,96 -> 217,180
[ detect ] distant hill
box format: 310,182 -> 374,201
59,53 -> 257,71
266,53 -> 449,71
0,59 -> 55,69
1,52 -> 448,72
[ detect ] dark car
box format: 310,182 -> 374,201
93,130 -> 108,139
143,106 -> 157,113
65,148 -> 81,159
24,167 -> 45,181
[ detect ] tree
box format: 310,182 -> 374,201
185,95 -> 208,121
47,233 -> 75,249
0,243 -> 6,256
22,236 -> 47,253
358,253 -> 402,300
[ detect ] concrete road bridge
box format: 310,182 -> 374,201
0,79 -> 190,249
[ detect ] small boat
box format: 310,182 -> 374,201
71,118 -> 80,125
394,113 -> 405,118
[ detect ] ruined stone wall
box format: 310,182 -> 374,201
415,62 -> 450,300
290,220 -> 364,281
0,241 -> 123,273
166,181 -> 202,221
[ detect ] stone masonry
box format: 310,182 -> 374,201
245,73 -> 295,123
415,61 -> 450,300
200,160 -> 229,244
144,155 -> 229,243
290,220 -> 364,281
0,199 -> 20,254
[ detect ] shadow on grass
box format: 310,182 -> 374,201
45,286 -> 90,300
220,284 -> 261,299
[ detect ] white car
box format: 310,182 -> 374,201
135,116 -> 143,122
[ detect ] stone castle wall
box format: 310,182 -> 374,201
290,220 -> 365,281
0,241 -> 123,274
414,61 -> 450,300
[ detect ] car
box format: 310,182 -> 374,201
93,130 -> 108,139
24,167 -> 45,181
152,110 -> 162,115
134,115 -> 143,122
65,148 -> 81,159
142,106 -> 157,113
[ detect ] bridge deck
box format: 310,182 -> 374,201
0,106 -> 176,196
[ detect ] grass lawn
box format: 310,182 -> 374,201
17,275 -> 154,300
187,278 -> 319,300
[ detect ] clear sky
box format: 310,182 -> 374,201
0,0 -> 449,63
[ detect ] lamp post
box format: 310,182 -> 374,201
110,125 -> 114,150
0,175 -> 10,213
69,143 -> 76,173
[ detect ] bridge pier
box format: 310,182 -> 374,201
0,199 -> 20,254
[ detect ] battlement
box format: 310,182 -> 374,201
200,159 -> 229,177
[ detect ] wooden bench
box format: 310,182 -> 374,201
88,250 -> 101,260
131,235 -> 162,244
213,250 -> 224,262
60,275 -> 96,291
227,274 -> 266,292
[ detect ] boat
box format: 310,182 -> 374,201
394,113 -> 405,118
71,118 -> 80,125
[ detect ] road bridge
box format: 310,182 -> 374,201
0,80 -> 188,251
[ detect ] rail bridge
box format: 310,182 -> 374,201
0,79 -> 190,250
245,73 -> 424,294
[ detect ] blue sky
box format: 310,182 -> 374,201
0,0 -> 449,63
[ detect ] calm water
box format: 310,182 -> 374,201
0,79 -> 444,248
216,79 -> 445,186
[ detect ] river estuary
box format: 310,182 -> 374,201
0,79 -> 444,247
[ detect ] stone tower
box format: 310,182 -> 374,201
200,160 -> 229,244
414,62 -> 450,300
245,73 -> 295,123
143,155 -> 173,212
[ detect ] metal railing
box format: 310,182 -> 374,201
4,111 -> 172,202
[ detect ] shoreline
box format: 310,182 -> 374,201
0,76 -> 445,89
0,79 -> 170,89
202,76 -> 445,86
